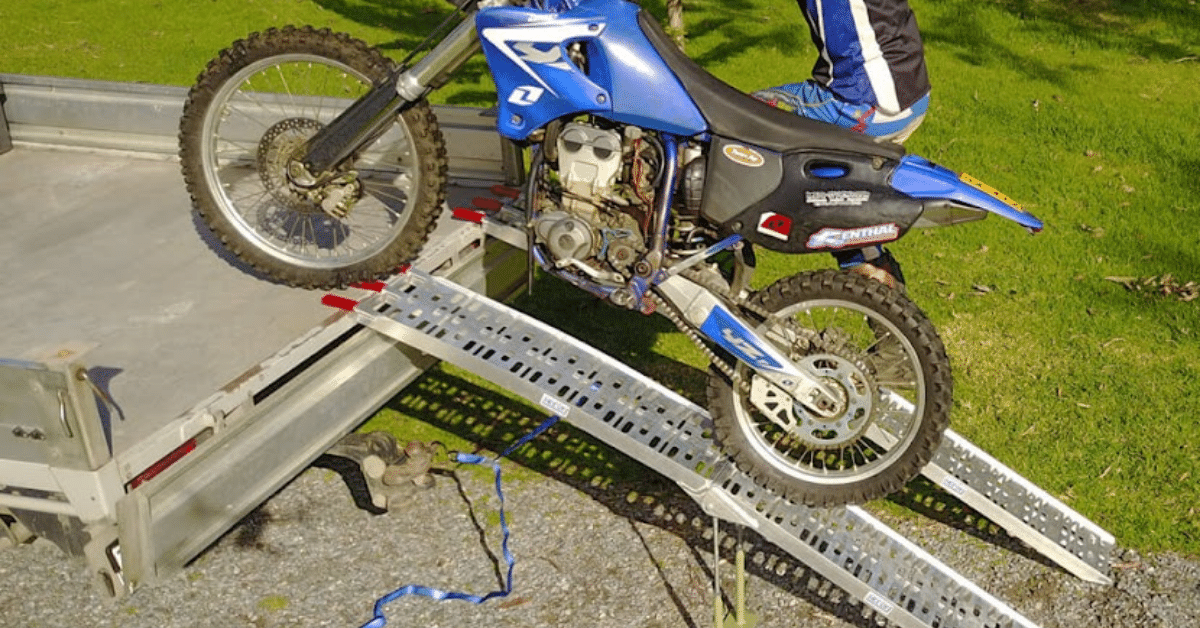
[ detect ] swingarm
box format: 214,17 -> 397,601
654,274 -> 846,420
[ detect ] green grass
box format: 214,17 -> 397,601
2,0 -> 1198,556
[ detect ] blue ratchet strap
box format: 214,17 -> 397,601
359,414 -> 562,628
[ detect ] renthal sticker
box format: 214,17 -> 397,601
806,223 -> 900,250
806,190 -> 871,207
756,212 -> 792,241
723,144 -> 765,168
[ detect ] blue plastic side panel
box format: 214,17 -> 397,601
890,155 -> 1044,231
477,0 -> 706,139
477,7 -> 610,138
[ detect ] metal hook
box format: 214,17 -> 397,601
76,368 -> 126,422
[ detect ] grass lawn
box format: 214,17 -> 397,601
2,0 -> 1197,556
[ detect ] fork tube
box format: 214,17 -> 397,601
302,13 -> 483,175
395,17 -> 484,101
301,76 -> 406,175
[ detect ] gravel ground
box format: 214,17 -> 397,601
3,448 -> 1198,628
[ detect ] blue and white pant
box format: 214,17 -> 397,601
753,80 -> 930,144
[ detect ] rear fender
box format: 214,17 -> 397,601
891,155 -> 1044,233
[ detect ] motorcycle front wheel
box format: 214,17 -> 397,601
707,270 -> 952,507
179,26 -> 447,289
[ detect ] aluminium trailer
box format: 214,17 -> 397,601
0,73 -> 525,597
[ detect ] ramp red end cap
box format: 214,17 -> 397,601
490,184 -> 521,199
452,207 -> 486,224
351,281 -> 387,292
471,196 -> 503,211
321,294 -> 359,311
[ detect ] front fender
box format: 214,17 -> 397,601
890,155 -> 1044,233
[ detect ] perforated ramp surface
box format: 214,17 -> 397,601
337,266 -> 1115,628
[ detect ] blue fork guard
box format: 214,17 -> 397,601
890,155 -> 1044,232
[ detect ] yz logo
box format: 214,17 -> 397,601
720,327 -> 775,370
511,42 -> 566,66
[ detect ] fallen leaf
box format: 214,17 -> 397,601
1105,276 -> 1138,288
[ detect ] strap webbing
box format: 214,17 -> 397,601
359,414 -> 562,628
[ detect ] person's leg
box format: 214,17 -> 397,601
754,81 -> 930,137
753,81 -> 930,289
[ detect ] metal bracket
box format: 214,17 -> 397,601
1,342 -> 111,474
324,432 -> 438,511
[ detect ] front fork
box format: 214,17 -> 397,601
654,274 -> 845,420
299,6 -> 487,177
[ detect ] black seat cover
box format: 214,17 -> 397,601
638,12 -> 905,160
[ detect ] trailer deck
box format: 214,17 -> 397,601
0,74 -> 525,594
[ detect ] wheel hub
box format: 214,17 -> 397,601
257,118 -> 324,212
749,350 -> 877,450
257,118 -> 362,219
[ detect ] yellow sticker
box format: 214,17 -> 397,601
960,173 -> 1024,211
723,144 -> 765,168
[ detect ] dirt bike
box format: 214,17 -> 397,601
178,0 -> 1043,507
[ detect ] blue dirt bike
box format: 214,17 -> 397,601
179,0 -> 1042,507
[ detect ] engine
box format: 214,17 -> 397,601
532,121 -> 660,287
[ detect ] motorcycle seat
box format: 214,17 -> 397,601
638,12 -> 905,160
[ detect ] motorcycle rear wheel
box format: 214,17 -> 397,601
179,26 -> 447,289
707,270 -> 952,507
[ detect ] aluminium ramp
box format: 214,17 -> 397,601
333,266 -> 1114,628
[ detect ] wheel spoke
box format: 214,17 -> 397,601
707,270 -> 950,506
180,29 -> 447,287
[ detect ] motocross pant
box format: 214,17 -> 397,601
752,80 -> 930,143
753,80 -> 930,288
